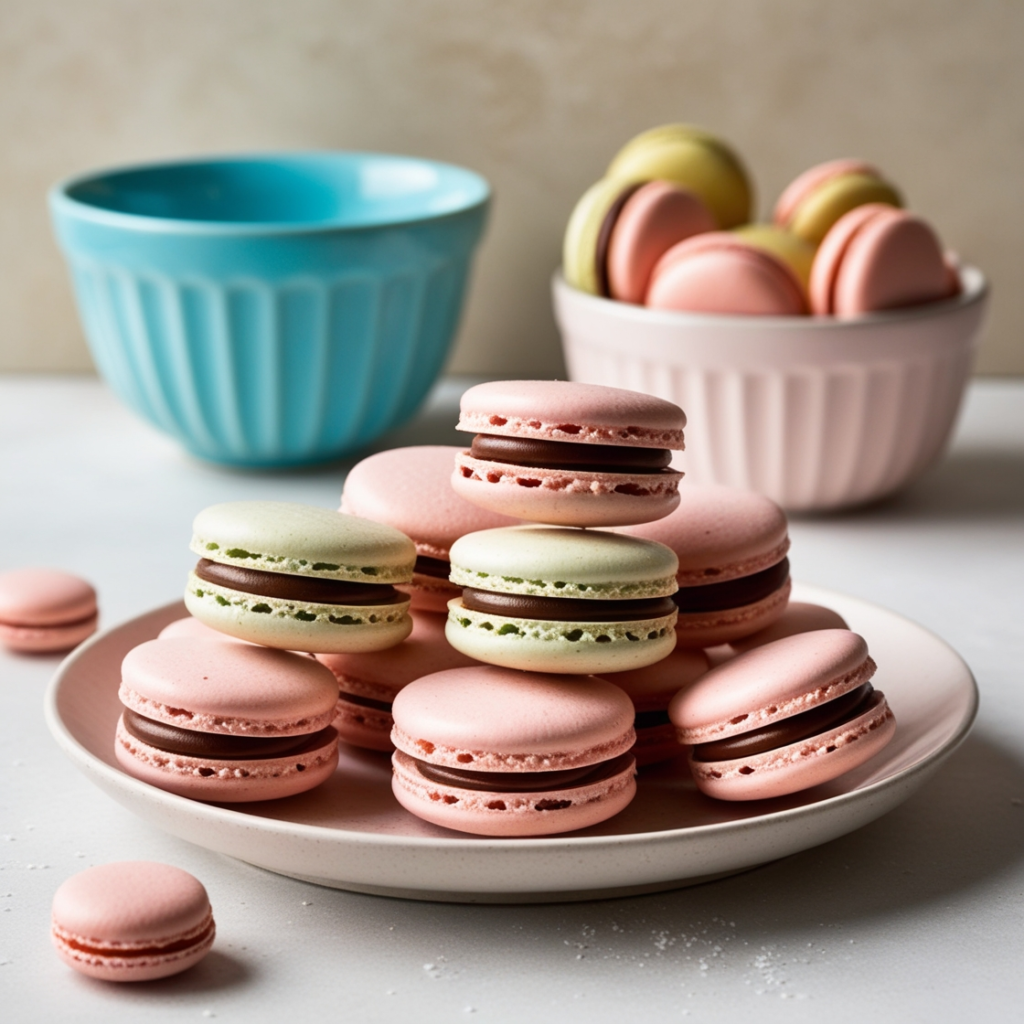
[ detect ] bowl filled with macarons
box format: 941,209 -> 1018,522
49,152 -> 490,467
555,125 -> 990,511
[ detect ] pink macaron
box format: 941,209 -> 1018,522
51,861 -> 215,981
619,483 -> 791,647
453,380 -> 686,527
599,647 -> 709,766
158,615 -> 251,644
115,637 -> 340,802
810,203 -> 958,316
646,232 -> 808,315
317,610 -> 481,752
391,666 -> 637,836
0,568 -> 98,654
340,445 -> 520,612
730,601 -> 849,655
670,629 -> 895,801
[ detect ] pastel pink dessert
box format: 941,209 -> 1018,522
51,861 -> 215,982
340,445 -> 519,612
730,601 -> 849,655
453,380 -> 686,527
115,637 -> 340,802
317,611 -> 480,752
0,568 -> 97,653
646,232 -> 808,315
599,647 -> 709,766
158,615 -> 251,643
670,629 -> 895,801
810,203 -> 958,316
391,666 -> 637,836
619,483 -> 791,647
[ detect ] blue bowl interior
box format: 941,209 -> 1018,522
60,154 -> 489,229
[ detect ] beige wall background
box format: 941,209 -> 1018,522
1,0 -> 1021,375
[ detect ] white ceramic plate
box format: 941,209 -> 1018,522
45,584 -> 976,903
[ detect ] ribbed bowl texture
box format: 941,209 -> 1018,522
554,268 -> 988,511
50,153 -> 490,467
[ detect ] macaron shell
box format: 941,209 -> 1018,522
562,176 -> 640,295
673,578 -> 792,649
391,666 -> 636,770
689,690 -> 896,800
773,159 -> 880,227
158,616 -> 252,644
0,567 -> 97,626
633,726 -> 685,768
120,638 -> 339,735
400,574 -> 462,613
452,454 -> 682,528
0,614 -> 98,654
670,629 -> 875,745
115,715 -> 339,802
184,572 -> 412,654
339,446 -> 520,562
332,698 -> 395,752
809,202 -> 885,314
445,599 -> 677,675
599,646 -> 710,711
606,181 -> 716,303
646,234 -> 807,315
732,224 -> 815,292
456,380 -> 686,450
391,748 -> 637,836
730,601 -> 849,654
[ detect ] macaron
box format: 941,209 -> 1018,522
670,629 -> 895,800
115,637 -> 340,801
340,445 -> 519,613
619,483 -> 791,648
646,231 -> 808,315
599,647 -> 709,766
810,203 -> 958,316
184,501 -> 416,653
158,615 -> 251,644
453,380 -> 686,527
446,525 -> 679,674
563,177 -> 715,300
51,862 -> 215,982
773,159 -> 902,245
0,568 -> 97,653
316,611 -> 480,752
391,666 -> 637,836
730,601 -> 849,655
606,124 -> 753,229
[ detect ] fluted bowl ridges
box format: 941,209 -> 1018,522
50,153 -> 490,467
554,268 -> 988,511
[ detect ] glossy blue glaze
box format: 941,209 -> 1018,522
49,153 -> 490,466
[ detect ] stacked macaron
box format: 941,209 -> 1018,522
564,124 -> 960,317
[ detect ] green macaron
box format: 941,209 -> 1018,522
185,501 -> 416,653
445,526 -> 679,674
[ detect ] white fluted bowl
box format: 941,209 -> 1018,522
554,268 -> 988,511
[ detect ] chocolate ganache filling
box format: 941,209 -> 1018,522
691,683 -> 878,762
337,691 -> 393,712
469,434 -> 672,474
461,588 -> 677,623
194,559 -> 404,605
595,181 -> 643,296
673,558 -> 790,614
122,708 -> 332,760
414,752 -> 635,793
413,555 -> 451,580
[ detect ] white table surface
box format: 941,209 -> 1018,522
1,375 -> 1022,1022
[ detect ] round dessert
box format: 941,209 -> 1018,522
115,637 -> 340,801
605,123 -> 753,229
317,611 -> 480,751
563,177 -> 715,300
51,861 -> 215,981
670,629 -> 895,800
184,501 -> 416,653
730,601 -> 849,655
646,231 -> 808,315
391,666 -> 637,836
158,615 -> 251,643
810,203 -> 958,316
619,483 -> 791,647
599,647 -> 709,766
452,380 -> 686,527
0,567 -> 98,653
773,159 -> 902,245
340,445 -> 519,613
446,525 -> 679,674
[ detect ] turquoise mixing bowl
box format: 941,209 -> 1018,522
49,153 -> 490,466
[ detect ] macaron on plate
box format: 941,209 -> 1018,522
46,584 -> 975,902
